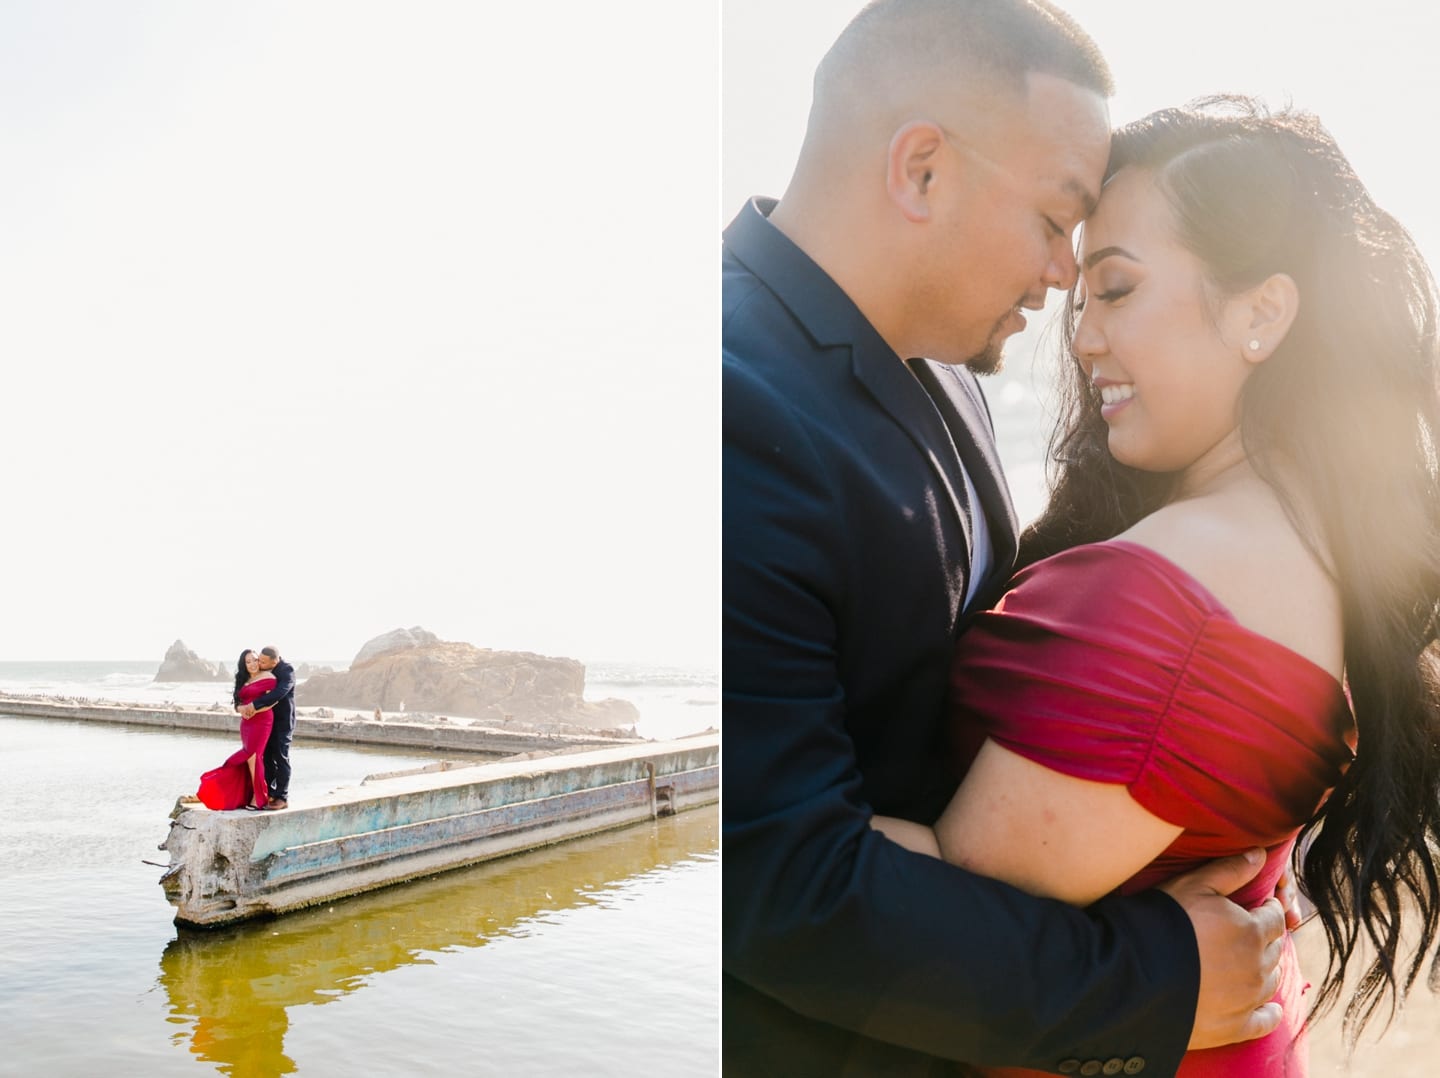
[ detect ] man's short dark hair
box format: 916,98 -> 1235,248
261,646 -> 282,661
820,0 -> 1114,102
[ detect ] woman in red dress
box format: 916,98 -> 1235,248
876,99 -> 1440,1075
197,650 -> 276,811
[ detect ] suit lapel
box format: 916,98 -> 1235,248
724,197 -> 978,579
910,360 -> 1020,596
849,344 -> 974,567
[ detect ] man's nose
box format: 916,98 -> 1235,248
1044,243 -> 1079,291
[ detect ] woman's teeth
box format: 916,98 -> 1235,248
1100,384 -> 1134,405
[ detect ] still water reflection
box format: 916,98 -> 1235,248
159,812 -> 718,1076
0,715 -> 718,1077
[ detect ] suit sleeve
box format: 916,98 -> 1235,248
249,664 -> 295,711
721,359 -> 1199,1072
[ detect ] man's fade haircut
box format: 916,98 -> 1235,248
816,0 -> 1114,117
260,646 -> 282,661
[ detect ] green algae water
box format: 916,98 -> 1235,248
0,714 -> 718,1076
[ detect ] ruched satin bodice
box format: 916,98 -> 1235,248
948,541 -> 1354,1077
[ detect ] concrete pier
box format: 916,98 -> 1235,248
157,732 -> 718,927
0,694 -> 639,755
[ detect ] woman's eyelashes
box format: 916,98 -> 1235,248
1073,284 -> 1134,314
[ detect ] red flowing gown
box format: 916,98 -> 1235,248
196,676 -> 277,811
947,542 -> 1354,1078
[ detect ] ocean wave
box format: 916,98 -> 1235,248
99,672 -> 153,687
587,671 -> 718,689
584,660 -> 714,681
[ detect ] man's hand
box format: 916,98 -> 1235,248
1158,849 -> 1287,1051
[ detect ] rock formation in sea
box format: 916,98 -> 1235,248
351,625 -> 440,665
296,628 -> 639,729
154,640 -> 225,682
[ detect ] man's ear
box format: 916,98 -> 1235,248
1233,272 -> 1300,364
885,121 -> 946,223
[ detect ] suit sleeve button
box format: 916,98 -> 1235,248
1102,1061 -> 1125,1075
1057,1062 -> 1081,1075
1123,1058 -> 1146,1075
1080,1063 -> 1102,1076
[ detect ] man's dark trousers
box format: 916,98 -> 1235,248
252,660 -> 296,800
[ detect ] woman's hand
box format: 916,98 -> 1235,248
1275,865 -> 1305,930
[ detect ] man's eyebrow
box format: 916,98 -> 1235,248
1083,245 -> 1140,269
1064,178 -> 1098,218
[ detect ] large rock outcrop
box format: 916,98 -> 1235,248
352,626 -> 440,666
297,630 -> 638,729
155,640 -> 224,682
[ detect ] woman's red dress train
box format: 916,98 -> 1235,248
197,676 -> 276,810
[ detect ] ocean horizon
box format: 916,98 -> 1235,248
0,657 -> 718,744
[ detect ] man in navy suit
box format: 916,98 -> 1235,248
722,2 -> 1288,1074
240,645 -> 295,810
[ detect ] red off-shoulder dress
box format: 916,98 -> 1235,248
948,542 -> 1354,1078
196,676 -> 276,811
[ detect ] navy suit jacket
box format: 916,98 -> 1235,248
722,198 -> 1198,1076
250,661 -> 295,728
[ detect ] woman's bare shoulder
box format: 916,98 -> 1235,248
1118,488 -> 1284,567
1116,487 -> 1342,676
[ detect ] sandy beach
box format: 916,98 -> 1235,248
1298,914 -> 1440,1074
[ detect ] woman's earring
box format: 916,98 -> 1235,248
1247,339 -> 1262,352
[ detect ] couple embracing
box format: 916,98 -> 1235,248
723,1 -> 1440,1075
196,646 -> 296,812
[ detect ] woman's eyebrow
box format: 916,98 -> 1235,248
1083,245 -> 1140,269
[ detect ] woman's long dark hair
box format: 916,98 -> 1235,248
1022,96 -> 1440,1038
232,650 -> 253,708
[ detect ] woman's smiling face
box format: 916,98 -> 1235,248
1071,166 -> 1260,475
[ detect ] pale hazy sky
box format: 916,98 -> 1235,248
10,3 -> 1438,668
724,0 -> 1440,517
725,0 -> 1440,252
2,3 -> 718,667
